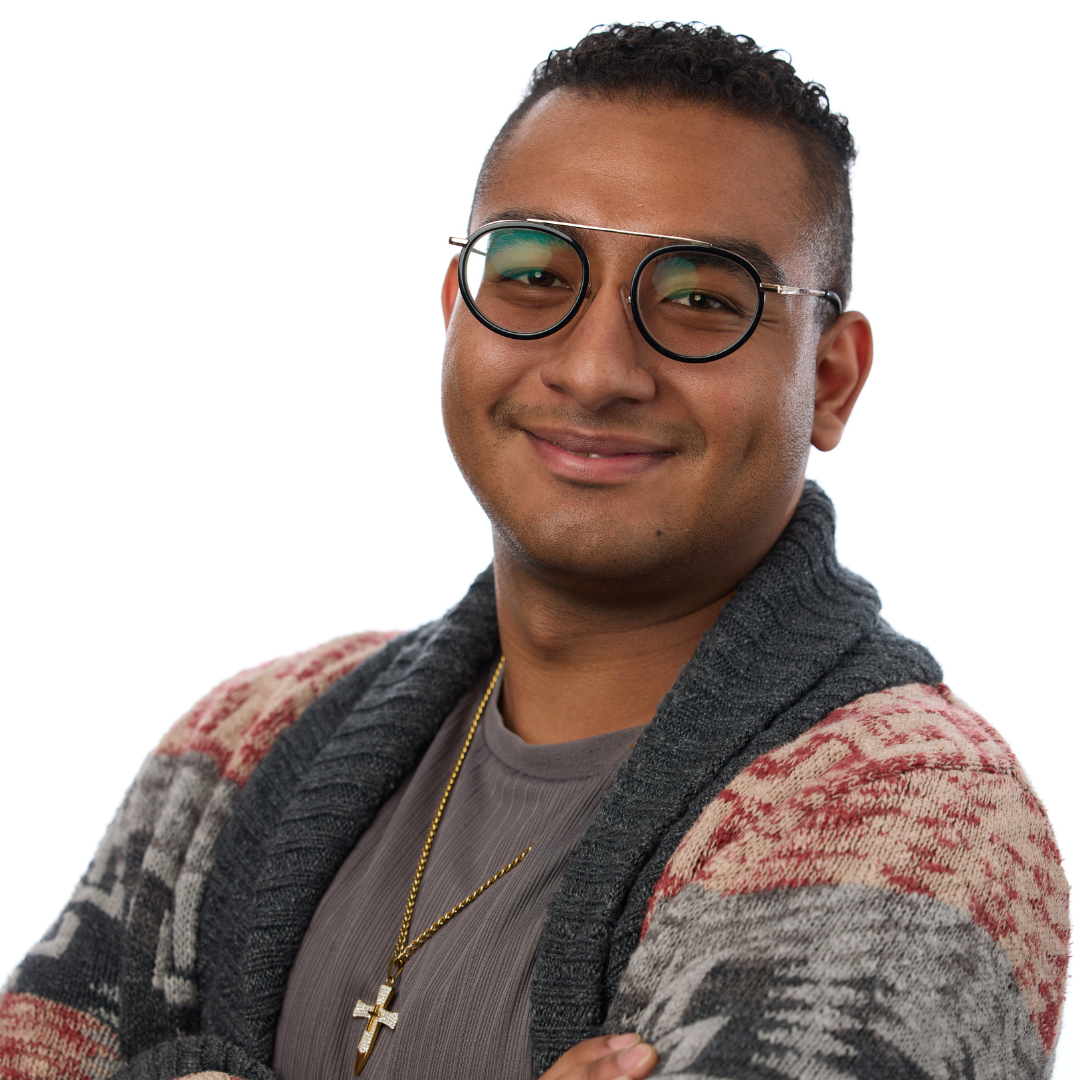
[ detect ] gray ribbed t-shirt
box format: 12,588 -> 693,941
272,670 -> 643,1080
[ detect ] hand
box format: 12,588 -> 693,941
538,1032 -> 658,1080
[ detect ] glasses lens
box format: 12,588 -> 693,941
636,250 -> 760,359
462,227 -> 585,336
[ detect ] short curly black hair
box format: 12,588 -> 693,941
475,22 -> 857,308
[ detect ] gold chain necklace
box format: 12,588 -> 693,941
351,657 -> 533,1075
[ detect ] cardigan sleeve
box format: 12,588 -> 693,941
0,632 -> 392,1080
605,683 -> 1070,1078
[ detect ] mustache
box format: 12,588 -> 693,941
490,401 -> 705,454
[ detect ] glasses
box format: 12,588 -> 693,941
449,219 -> 843,364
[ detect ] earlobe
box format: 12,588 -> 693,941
442,258 -> 460,329
811,311 -> 873,452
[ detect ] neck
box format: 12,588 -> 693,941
493,554 -> 734,745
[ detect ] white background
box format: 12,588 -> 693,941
1,1 -> 1077,1072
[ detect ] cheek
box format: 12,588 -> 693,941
441,317 -> 481,463
441,311 -> 525,467
442,309 -> 541,417
679,344 -> 815,477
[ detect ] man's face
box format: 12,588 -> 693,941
442,91 -> 830,608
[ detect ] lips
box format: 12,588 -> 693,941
521,425 -> 674,482
524,425 -> 673,457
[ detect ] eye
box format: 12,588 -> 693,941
502,268 -> 568,289
667,290 -> 727,311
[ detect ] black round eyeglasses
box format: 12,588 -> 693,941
449,219 -> 844,364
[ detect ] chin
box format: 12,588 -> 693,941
490,504 -> 716,599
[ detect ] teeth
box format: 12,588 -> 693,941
570,451 -> 604,458
588,453 -> 601,458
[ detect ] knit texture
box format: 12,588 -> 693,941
0,483 -> 1067,1079
606,682 -> 1068,1076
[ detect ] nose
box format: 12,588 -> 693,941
538,282 -> 657,411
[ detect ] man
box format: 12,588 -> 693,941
0,21 -> 1068,1080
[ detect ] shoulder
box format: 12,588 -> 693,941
648,681 -> 1069,1052
155,630 -> 398,787
656,682 -> 1052,898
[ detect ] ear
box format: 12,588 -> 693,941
441,257 -> 460,329
811,310 -> 873,452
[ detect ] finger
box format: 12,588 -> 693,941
541,1034 -> 658,1080
540,1032 -> 639,1075
604,1039 -> 658,1079
580,1039 -> 658,1080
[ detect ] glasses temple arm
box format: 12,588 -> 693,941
760,282 -> 844,313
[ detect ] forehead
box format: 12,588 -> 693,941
475,91 -> 814,264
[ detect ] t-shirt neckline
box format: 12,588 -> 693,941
482,667 -> 645,780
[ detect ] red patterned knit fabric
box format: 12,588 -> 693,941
612,682 -> 1069,1071
156,632 -> 398,787
0,994 -> 123,1080
1,644 -> 1069,1077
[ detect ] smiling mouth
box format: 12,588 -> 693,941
517,427 -> 677,483
536,435 -> 674,462
561,447 -> 667,459
525,427 -> 675,459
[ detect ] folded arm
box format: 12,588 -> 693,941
605,685 -> 1069,1078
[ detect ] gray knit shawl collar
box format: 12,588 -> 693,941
195,481 -> 941,1075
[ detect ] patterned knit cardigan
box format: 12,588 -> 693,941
0,485 -> 1069,1079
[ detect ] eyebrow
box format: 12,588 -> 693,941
478,208 -> 787,284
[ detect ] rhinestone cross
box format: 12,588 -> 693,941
352,983 -> 399,1075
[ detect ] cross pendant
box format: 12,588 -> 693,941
352,983 -> 399,1075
